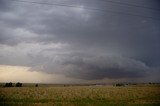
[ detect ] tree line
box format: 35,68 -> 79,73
3,82 -> 38,87
4,82 -> 22,87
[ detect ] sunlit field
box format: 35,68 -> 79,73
0,84 -> 160,106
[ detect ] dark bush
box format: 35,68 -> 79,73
149,82 -> 152,84
16,82 -> 22,87
4,82 -> 13,87
115,83 -> 125,87
35,84 -> 38,87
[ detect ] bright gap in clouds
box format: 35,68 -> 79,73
0,65 -> 82,83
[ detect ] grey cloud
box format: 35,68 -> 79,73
30,55 -> 148,80
0,0 -> 12,11
0,28 -> 19,46
0,0 -> 160,82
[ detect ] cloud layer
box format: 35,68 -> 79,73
0,0 -> 160,82
29,55 -> 148,80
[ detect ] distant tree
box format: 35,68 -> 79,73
16,82 -> 22,87
35,84 -> 38,87
4,83 -> 9,87
115,83 -> 125,87
4,82 -> 13,87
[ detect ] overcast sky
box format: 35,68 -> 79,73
0,0 -> 160,83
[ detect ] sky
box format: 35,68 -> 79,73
0,0 -> 160,83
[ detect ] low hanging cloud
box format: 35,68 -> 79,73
0,0 -> 160,83
30,54 -> 149,80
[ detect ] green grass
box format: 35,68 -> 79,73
0,85 -> 160,106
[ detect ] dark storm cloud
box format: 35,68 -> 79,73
0,0 -> 11,11
60,55 -> 148,80
0,0 -> 160,81
29,54 -> 148,80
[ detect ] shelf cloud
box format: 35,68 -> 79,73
0,0 -> 160,83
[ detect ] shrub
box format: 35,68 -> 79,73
115,83 -> 125,87
16,82 -> 22,87
35,84 -> 38,87
4,82 -> 13,87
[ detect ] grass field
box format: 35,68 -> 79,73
0,84 -> 160,106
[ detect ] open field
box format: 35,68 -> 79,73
0,84 -> 160,106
